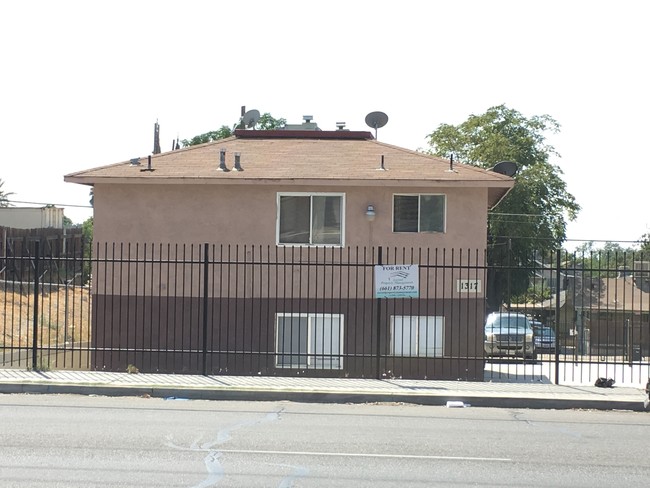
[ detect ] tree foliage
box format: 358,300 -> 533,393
566,240 -> 646,280
82,216 -> 93,247
181,125 -> 234,147
428,105 -> 560,169
0,179 -> 13,207
426,105 -> 581,308
181,113 -> 286,147
639,233 -> 650,254
256,113 -> 286,131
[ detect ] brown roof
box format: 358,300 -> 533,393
579,277 -> 650,312
65,130 -> 514,207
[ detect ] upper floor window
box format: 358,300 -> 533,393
277,193 -> 344,246
393,194 -> 445,233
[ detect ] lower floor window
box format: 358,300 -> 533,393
390,315 -> 444,357
276,313 -> 343,369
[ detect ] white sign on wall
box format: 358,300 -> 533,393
375,264 -> 419,299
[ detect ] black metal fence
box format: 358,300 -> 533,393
1,242 -> 649,384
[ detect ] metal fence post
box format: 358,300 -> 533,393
32,241 -> 40,371
202,243 -> 209,376
555,249 -> 561,385
376,246 -> 383,379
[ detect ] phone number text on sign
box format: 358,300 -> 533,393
375,265 -> 419,299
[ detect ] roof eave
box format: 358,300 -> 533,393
65,175 -> 516,189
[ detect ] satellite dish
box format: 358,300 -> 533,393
365,111 -> 389,138
492,161 -> 518,177
242,109 -> 260,129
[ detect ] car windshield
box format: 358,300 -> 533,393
535,327 -> 555,337
486,315 -> 530,331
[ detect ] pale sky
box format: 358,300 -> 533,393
1,0 -> 648,248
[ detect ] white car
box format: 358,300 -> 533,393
484,312 -> 535,360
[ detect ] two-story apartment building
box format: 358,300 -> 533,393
64,119 -> 514,379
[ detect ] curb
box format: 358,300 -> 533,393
1,382 -> 647,412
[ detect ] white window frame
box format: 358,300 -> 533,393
275,313 -> 344,369
392,193 -> 446,233
390,315 -> 445,357
276,192 -> 346,247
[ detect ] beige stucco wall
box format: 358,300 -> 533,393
93,183 -> 489,252
89,182 -> 489,380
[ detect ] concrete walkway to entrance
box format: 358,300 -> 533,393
0,369 -> 647,411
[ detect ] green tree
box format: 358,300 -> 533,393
82,216 -> 93,248
181,125 -> 234,147
426,105 -> 580,308
568,241 -> 640,279
181,113 -> 286,147
0,179 -> 13,207
80,216 -> 94,285
256,113 -> 286,130
639,233 -> 650,254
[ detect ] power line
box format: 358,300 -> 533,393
5,199 -> 92,209
488,212 -> 544,218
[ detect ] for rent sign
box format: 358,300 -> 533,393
374,264 -> 419,299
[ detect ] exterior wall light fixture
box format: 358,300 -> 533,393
365,204 -> 376,222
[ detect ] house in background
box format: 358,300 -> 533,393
575,266 -> 650,360
64,116 -> 514,380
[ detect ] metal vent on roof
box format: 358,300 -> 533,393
232,152 -> 243,171
218,148 -> 229,172
283,115 -> 321,131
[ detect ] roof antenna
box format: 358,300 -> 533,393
365,111 -> 389,139
153,119 -> 161,154
239,106 -> 246,129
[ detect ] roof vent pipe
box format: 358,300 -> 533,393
218,148 -> 229,171
303,115 -> 313,123
140,155 -> 154,172
378,155 -> 386,171
336,122 -> 346,130
232,152 -> 243,171
450,153 -> 454,171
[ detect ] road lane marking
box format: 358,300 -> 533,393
212,449 -> 511,462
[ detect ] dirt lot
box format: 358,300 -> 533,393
1,284 -> 91,347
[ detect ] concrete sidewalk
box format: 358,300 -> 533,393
1,369 -> 648,411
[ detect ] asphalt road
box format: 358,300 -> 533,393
1,394 -> 649,487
